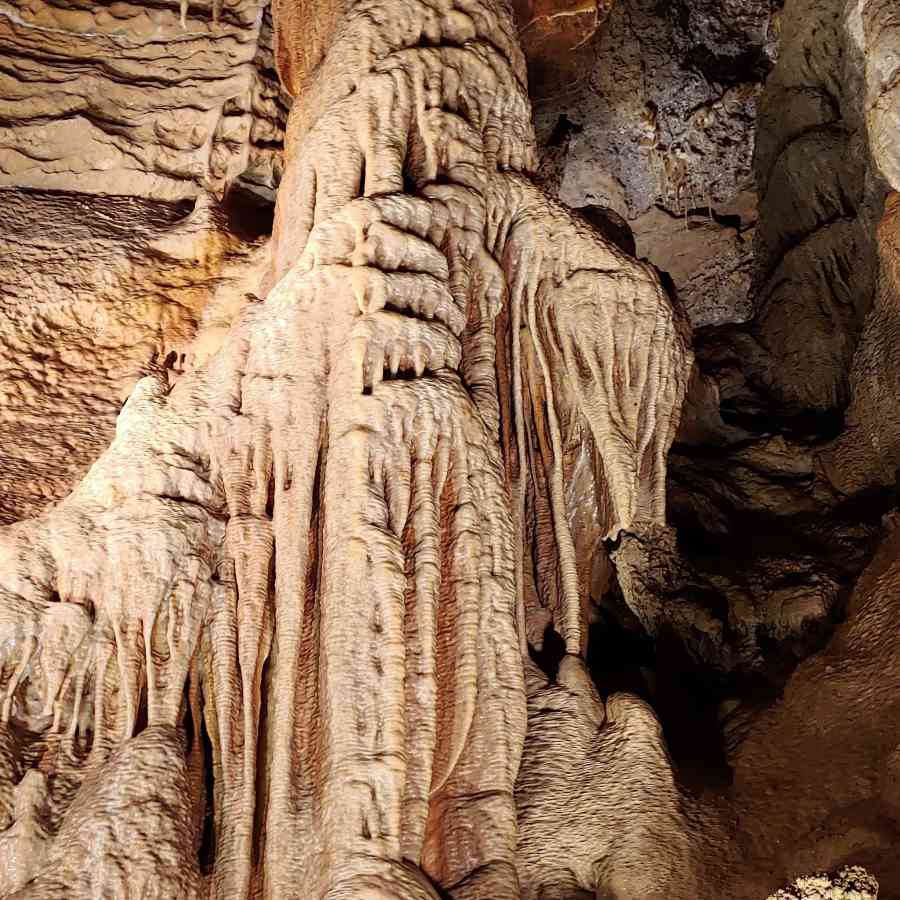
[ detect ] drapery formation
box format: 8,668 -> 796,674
0,0 -> 690,896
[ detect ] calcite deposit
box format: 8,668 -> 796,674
0,0 -> 693,896
768,867 -> 879,900
1,0 -> 900,898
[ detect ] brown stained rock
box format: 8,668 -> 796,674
513,0 -> 615,103
722,517 -> 900,897
518,510 -> 900,899
819,192 -> 900,496
739,0 -> 888,416
0,728 -> 22,835
10,727 -> 204,900
812,1 -> 900,489
632,203 -> 755,327
0,189 -> 269,524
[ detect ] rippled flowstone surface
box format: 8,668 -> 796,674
2,0 -> 900,898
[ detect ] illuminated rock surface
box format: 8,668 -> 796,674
0,0 -> 898,898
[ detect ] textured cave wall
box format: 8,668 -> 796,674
820,0 -> 900,498
0,1 -> 785,515
0,0 -> 694,896
697,506 -> 900,898
0,0 -> 289,523
0,0 -> 899,897
564,0 -> 899,710
0,0 -> 779,529
530,0 -> 780,329
0,191 -> 269,524
0,0 -> 286,200
593,2 -> 900,896
518,4 -> 900,894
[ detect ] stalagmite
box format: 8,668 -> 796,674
0,0 -> 691,896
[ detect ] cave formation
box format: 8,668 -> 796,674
0,0 -> 899,898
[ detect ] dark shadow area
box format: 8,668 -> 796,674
223,183 -> 276,242
587,593 -> 733,792
529,623 -> 567,681
1,187 -> 195,241
652,626 -> 733,792
546,113 -> 583,147
198,709 -> 217,875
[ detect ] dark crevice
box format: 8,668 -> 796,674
252,651 -> 273,868
223,183 -> 275,241
546,113 -> 583,147
587,588 -> 733,792
529,624 -> 567,681
684,45 -> 774,87
198,709 -> 217,875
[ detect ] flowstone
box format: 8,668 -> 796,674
0,0 -> 692,896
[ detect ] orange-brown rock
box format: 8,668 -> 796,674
513,0 -> 614,102
0,188 -> 269,524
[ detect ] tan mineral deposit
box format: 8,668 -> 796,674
0,0 -> 896,897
